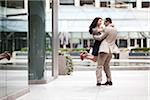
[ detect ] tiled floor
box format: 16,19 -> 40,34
17,71 -> 150,100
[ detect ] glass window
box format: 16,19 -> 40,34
142,2 -> 150,8
0,2 -> 28,99
100,2 -> 108,7
143,38 -> 147,47
137,39 -> 141,47
80,0 -> 94,6
45,32 -> 52,79
83,39 -> 88,48
119,39 -> 127,47
130,39 -> 135,46
0,0 -> 24,9
90,39 -> 94,47
49,0 -> 52,8
60,0 -> 74,5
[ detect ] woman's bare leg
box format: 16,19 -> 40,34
80,52 -> 97,62
84,54 -> 97,62
0,51 -> 11,60
0,52 -> 6,60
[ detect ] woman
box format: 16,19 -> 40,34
80,17 -> 104,62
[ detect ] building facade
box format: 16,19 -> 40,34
1,0 -> 150,52
0,0 -> 150,99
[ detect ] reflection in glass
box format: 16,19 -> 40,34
45,32 -> 52,79
0,1 -> 28,99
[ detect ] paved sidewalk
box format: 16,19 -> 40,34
1,59 -> 150,71
17,71 -> 150,100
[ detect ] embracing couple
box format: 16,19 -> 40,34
80,17 -> 119,86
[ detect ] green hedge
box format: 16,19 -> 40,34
131,48 -> 150,52
21,47 -> 89,53
21,47 -> 28,51
59,48 -> 89,53
71,48 -> 89,52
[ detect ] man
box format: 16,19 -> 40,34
93,18 -> 119,86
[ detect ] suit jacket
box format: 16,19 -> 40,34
93,24 -> 119,54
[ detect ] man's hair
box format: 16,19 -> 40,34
105,18 -> 112,23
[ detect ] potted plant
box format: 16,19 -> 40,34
65,56 -> 74,75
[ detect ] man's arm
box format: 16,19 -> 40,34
93,26 -> 109,41
93,29 -> 108,41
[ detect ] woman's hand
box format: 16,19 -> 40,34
92,28 -> 103,35
97,28 -> 103,32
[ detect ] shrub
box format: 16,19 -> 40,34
46,48 -> 52,51
65,56 -> 74,75
131,48 -> 150,52
72,48 -> 89,52
21,47 -> 28,51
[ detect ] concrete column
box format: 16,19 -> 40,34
134,39 -> 138,47
52,0 -> 59,77
134,39 -> 136,47
87,39 -> 90,48
110,0 -> 115,8
128,3 -> 133,9
127,33 -> 130,48
81,32 -> 84,48
12,33 -> 15,51
141,39 -> 143,48
24,0 -> 28,12
117,39 -> 120,47
136,0 -> 142,10
28,0 -> 46,81
74,0 -> 80,7
127,38 -> 130,48
0,32 -> 1,53
95,0 -> 100,7
46,0 -> 50,11
70,33 -> 73,49
147,39 -> 150,48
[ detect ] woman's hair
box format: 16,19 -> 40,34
89,17 -> 102,34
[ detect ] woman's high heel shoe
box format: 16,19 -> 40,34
80,52 -> 87,60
